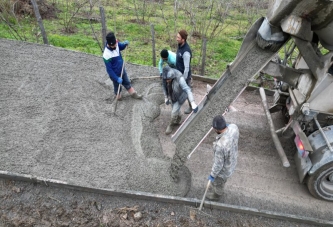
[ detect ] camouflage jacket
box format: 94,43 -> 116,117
211,124 -> 239,179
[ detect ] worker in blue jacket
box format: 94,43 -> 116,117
103,32 -> 142,100
159,49 -> 176,104
158,49 -> 176,77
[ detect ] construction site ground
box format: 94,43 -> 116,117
1,39 -> 332,226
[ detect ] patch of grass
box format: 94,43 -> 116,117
49,34 -> 101,54
0,0 -> 269,78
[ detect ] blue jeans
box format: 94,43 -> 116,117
171,101 -> 182,116
111,69 -> 131,95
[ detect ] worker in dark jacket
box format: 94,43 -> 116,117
162,65 -> 198,135
103,32 -> 142,100
206,115 -> 239,201
176,29 -> 193,114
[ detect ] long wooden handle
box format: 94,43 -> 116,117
112,50 -> 127,113
199,180 -> 211,211
116,50 -> 126,96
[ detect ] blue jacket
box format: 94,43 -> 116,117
103,41 -> 128,81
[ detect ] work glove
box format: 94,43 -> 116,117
123,40 -> 129,46
165,97 -> 170,105
208,175 -> 215,182
117,77 -> 123,84
191,101 -> 198,113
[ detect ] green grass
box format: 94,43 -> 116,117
0,0 -> 268,78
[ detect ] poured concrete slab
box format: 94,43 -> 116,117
1,39 -> 332,222
0,39 -> 190,196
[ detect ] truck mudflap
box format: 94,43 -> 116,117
308,125 -> 333,176
170,17 -> 287,174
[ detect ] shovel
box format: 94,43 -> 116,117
189,180 -> 213,221
199,180 -> 211,211
111,50 -> 126,114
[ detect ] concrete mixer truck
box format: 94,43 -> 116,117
170,0 -> 333,201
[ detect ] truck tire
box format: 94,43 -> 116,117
306,162 -> 333,201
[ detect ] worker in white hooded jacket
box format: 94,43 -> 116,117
162,65 -> 198,135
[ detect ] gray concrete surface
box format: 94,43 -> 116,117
0,38 -> 190,197
1,39 -> 332,224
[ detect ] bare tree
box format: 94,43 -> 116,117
60,0 -> 89,33
132,0 -> 158,24
0,0 -> 34,41
157,0 -> 178,48
178,0 -> 232,39
232,0 -> 268,38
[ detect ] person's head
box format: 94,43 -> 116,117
160,49 -> 169,60
212,115 -> 227,134
162,65 -> 171,81
177,29 -> 188,45
106,32 -> 117,49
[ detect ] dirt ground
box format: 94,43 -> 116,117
1,39 -> 332,226
0,178 -> 316,227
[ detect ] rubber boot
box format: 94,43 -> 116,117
130,92 -> 143,99
184,100 -> 192,114
206,192 -> 221,201
175,115 -> 182,125
165,115 -> 178,135
128,87 -> 143,99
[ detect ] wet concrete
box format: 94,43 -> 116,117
1,39 -> 332,223
0,39 -> 190,196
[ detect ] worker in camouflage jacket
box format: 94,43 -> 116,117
207,115 -> 239,201
162,65 -> 198,135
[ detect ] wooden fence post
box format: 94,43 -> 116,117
100,6 -> 107,49
200,37 -> 207,76
31,0 -> 48,45
151,24 -> 156,67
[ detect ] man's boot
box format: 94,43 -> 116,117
184,100 -> 192,114
128,87 -> 143,99
175,114 -> 182,125
165,114 -> 178,135
206,192 -> 221,201
130,92 -> 143,99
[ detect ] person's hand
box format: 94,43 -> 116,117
117,77 -> 123,84
165,98 -> 170,105
123,40 -> 129,45
160,73 -> 162,78
208,175 -> 215,182
191,101 -> 198,113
